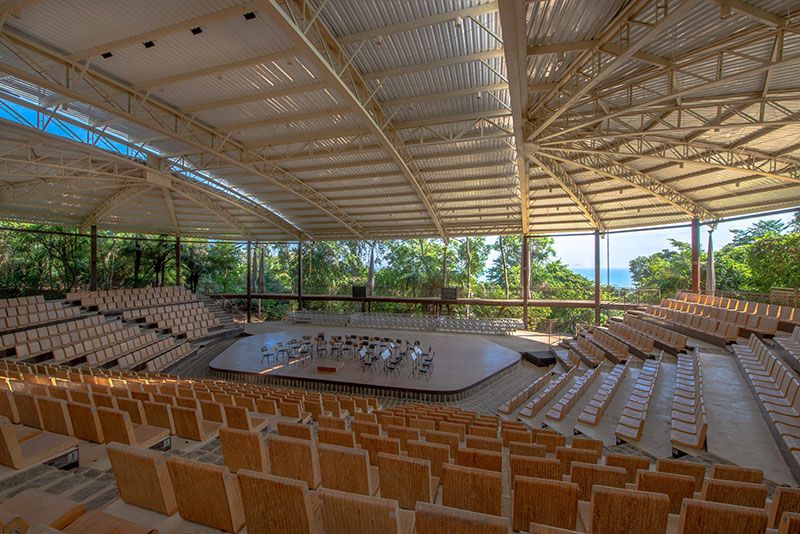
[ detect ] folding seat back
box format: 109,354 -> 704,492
604,453 -> 651,483
279,401 -> 304,419
677,499 -> 768,534
165,456 -> 245,533
386,425 -> 419,451
555,446 -> 599,476
571,437 -> 603,456
115,397 -> 146,425
176,396 -> 198,409
378,452 -> 433,509
467,425 -> 497,440
37,396 -> 73,436
535,432 -> 566,453
218,426 -> 267,475
779,512 -> 800,534
656,458 -> 706,491
200,400 -> 225,424
91,392 -> 116,409
318,415 -> 347,431
361,434 -> 400,466
509,441 -> 547,458
709,464 -> 763,484
223,404 -> 254,431
510,455 -> 560,485
319,487 -> 405,534
12,391 -> 42,429
414,502 -> 508,534
502,427 -> 531,446
255,398 -> 278,415
409,418 -> 436,434
267,434 -> 320,489
107,442 -> 177,515
96,407 -> 136,446
441,463 -> 502,516
238,470 -> 316,534
439,421 -> 465,441
407,439 -> 450,479
769,486 -> 800,529
513,476 -> 578,531
351,419 -> 380,446
636,470 -> 695,514
318,427 -> 355,448
278,421 -> 314,441
319,444 -> 375,496
0,390 -> 20,423
456,447 -> 502,472
352,412 -> 378,424
425,429 -> 459,456
592,486 -> 669,534
465,435 -> 502,453
570,462 -> 627,501
66,401 -> 103,443
142,401 -> 174,434
701,479 -> 768,509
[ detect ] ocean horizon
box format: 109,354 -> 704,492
571,267 -> 633,288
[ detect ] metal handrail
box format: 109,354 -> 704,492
202,286 -> 247,323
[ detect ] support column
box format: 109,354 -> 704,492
442,240 -> 448,287
297,241 -> 303,310
522,235 -> 529,330
691,218 -> 700,293
175,236 -> 181,287
246,241 -> 252,323
594,230 -> 601,325
90,225 -> 98,291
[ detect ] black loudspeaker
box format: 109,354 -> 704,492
441,287 -> 458,300
352,286 -> 367,298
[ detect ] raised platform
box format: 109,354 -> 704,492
208,325 -> 521,401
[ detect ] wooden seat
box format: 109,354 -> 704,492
588,486 -> 669,534
571,437 -> 603,456
65,401 -> 104,443
677,499 -> 768,534
570,462 -> 626,501
709,464 -> 763,484
171,405 -> 222,442
636,470 -> 695,514
318,427 -> 356,448
61,509 -> 156,534
96,407 -> 169,449
425,429 -> 459,457
165,456 -> 245,532
509,441 -> 547,457
12,392 -> 43,429
407,439 -> 450,479
318,415 -> 347,431
779,512 -> 800,534
604,453 -> 651,484
701,478 -> 768,509
267,434 -> 321,489
318,487 -> 413,534
36,397 -> 73,437
441,463 -> 502,516
361,434 -> 400,466
535,432 -> 566,453
464,435 -> 502,453
351,419 -> 380,446
106,442 -> 177,515
116,397 -> 147,425
278,421 -> 315,442
223,404 -> 269,432
0,489 -> 85,529
237,470 -> 320,534
510,455 -> 561,485
656,458 -> 706,492
319,444 -> 379,496
502,427 -> 531,446
555,446 -> 599,476
414,502 -> 508,534
219,427 -> 268,474
142,401 -> 175,435
0,416 -> 78,469
386,425 -> 420,451
770,486 -> 800,529
378,452 -> 437,510
513,476 -> 578,532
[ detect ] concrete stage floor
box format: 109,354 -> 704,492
208,324 -> 522,395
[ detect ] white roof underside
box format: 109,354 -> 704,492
0,0 -> 796,241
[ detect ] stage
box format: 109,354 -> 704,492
208,325 -> 522,400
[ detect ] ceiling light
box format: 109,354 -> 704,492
375,35 -> 383,46
455,16 -> 463,28
735,181 -> 740,187
720,5 -> 731,19
243,12 -> 256,20
190,27 -> 203,35
679,162 -> 684,169
476,92 -> 482,99
143,41 -> 155,49
217,73 -> 223,80
288,57 -> 294,65
713,127 -> 720,132
101,52 -> 113,59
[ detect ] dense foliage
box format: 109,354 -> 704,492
629,215 -> 800,293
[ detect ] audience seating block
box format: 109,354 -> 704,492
106,442 -> 177,516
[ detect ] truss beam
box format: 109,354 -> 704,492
362,50 -> 504,81
79,185 -> 150,230
529,153 -> 604,230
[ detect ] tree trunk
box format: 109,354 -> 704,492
499,235 -> 509,299
308,244 -> 313,289
466,238 -> 472,317
367,243 -> 375,295
133,240 -> 141,287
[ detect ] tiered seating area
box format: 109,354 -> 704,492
497,371 -> 553,415
123,301 -> 219,340
0,295 -> 83,331
545,366 -> 601,422
622,315 -> 689,354
670,353 -> 707,453
732,335 -> 800,480
615,357 -> 662,443
577,361 -> 630,426
292,310 -> 522,335
586,329 -> 629,363
519,367 -> 578,419
66,285 -> 194,312
564,335 -> 605,367
607,320 -> 655,357
775,326 -> 800,370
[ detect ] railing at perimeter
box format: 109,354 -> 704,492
288,310 -> 522,335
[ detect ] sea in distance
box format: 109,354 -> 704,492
571,267 -> 633,288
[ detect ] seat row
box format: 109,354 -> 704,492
497,371 -> 554,414
652,299 -> 781,336
615,357 -> 661,443
646,305 -> 742,343
607,321 -> 655,354
519,367 -> 578,419
0,300 -> 82,332
670,353 -> 708,452
116,336 -> 180,369
775,325 -> 800,369
0,294 -> 43,308
732,335 -> 800,471
67,285 -> 193,311
0,313 -> 103,352
577,361 -> 629,426
678,291 -> 798,326
564,335 -> 605,367
546,366 -> 602,422
11,315 -> 118,359
587,328 -> 630,363
622,314 -> 689,352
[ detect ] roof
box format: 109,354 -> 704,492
0,0 -> 797,241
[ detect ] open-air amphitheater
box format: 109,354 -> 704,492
2,0 -> 800,533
